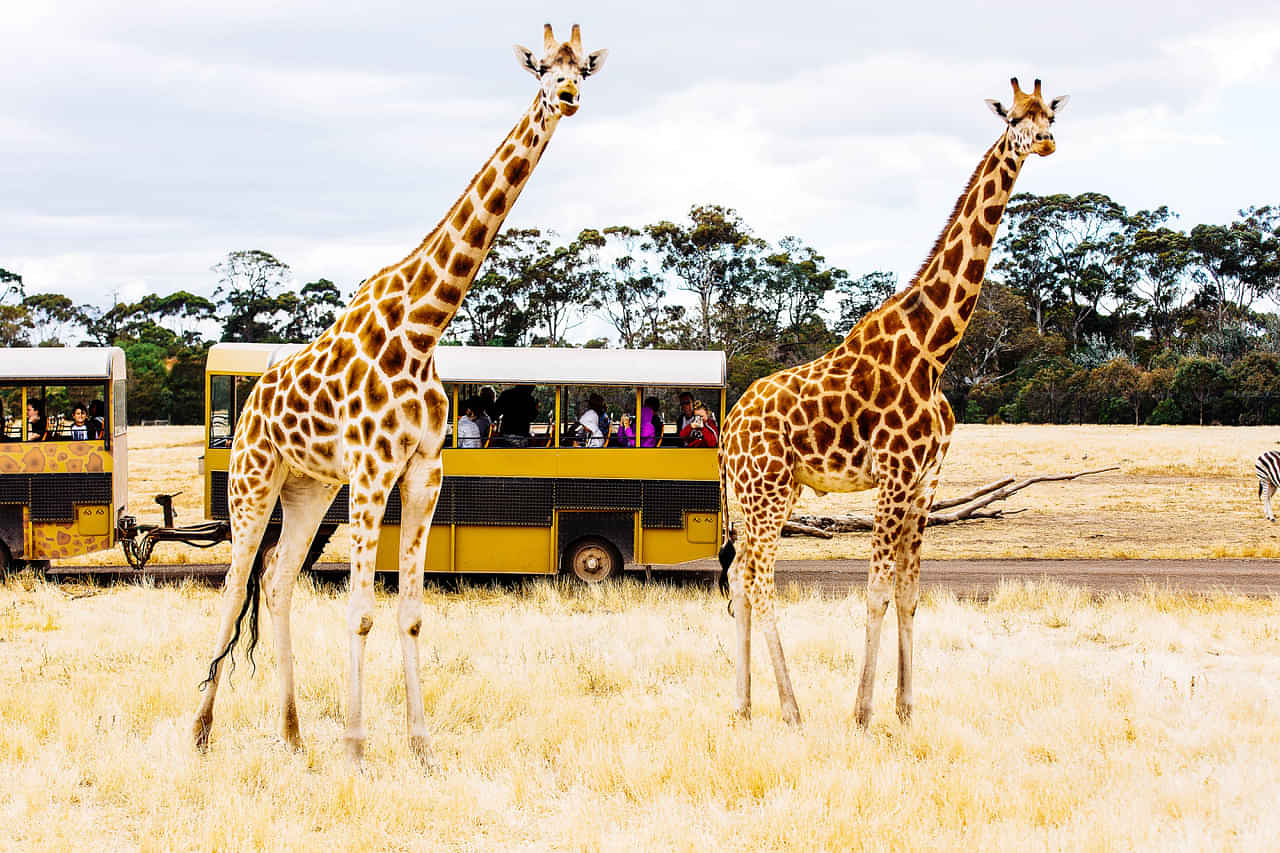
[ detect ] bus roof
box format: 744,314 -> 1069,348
208,343 -> 727,387
0,347 -> 126,382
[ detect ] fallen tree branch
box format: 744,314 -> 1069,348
782,467 -> 1115,536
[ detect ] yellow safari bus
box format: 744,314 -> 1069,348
204,343 -> 727,581
0,347 -> 128,571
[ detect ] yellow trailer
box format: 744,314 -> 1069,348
203,343 -> 726,581
0,347 -> 127,571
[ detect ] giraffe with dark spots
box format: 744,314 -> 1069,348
719,78 -> 1068,726
192,24 -> 608,768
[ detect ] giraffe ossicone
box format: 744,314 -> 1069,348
718,77 -> 1068,727
191,24 -> 608,767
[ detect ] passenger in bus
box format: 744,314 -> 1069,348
69,403 -> 92,440
477,385 -> 497,421
470,394 -> 492,443
678,401 -> 719,448
493,384 -> 537,447
89,399 -> 106,439
574,393 -> 608,448
620,396 -> 663,447
676,391 -> 697,432
26,400 -> 48,441
457,398 -> 483,448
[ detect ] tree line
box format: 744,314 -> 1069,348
2,195 -> 1278,426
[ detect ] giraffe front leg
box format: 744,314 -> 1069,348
396,453 -> 443,771
854,475 -> 904,729
343,481 -> 388,766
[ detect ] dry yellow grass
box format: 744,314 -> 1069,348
56,423 -> 1280,567
780,424 -> 1280,561
2,575 -> 1279,850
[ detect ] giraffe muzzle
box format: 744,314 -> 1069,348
556,84 -> 580,116
1032,133 -> 1056,156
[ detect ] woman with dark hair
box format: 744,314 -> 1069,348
26,399 -> 48,441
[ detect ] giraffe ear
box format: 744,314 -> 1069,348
581,48 -> 608,78
985,99 -> 1008,120
1049,94 -> 1070,114
513,44 -> 541,78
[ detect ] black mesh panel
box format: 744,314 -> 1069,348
29,474 -> 112,522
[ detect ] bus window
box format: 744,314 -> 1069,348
112,378 -> 126,436
560,385 -> 632,448
24,385 -> 50,441
0,387 -> 21,441
63,384 -> 106,441
234,376 -> 258,429
209,375 -> 232,448
489,384 -> 554,448
647,386 -> 723,448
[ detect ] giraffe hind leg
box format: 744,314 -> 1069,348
728,535 -> 753,719
193,447 -> 287,751
742,480 -> 802,725
264,475 -> 341,751
394,452 -> 445,770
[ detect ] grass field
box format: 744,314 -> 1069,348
2,575 -> 1278,850
61,424 -> 1280,567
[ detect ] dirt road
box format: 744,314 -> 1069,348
45,558 -> 1280,597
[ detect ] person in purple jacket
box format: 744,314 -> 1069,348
619,396 -> 663,447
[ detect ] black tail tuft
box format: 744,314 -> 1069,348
198,543 -> 266,691
717,538 -> 735,599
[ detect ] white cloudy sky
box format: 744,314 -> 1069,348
3,0 -> 1278,322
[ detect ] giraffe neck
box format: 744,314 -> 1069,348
897,133 -> 1026,366
355,94 -> 562,353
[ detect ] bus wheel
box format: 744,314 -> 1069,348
565,538 -> 620,584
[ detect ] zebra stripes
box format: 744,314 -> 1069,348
1255,450 -> 1280,521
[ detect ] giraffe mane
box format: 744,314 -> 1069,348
906,138 -> 1002,288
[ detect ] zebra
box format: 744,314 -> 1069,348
1256,450 -> 1280,521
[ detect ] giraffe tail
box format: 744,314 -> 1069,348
718,533 -> 735,599
198,544 -> 267,691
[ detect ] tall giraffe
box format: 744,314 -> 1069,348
192,25 -> 608,764
719,78 -> 1068,726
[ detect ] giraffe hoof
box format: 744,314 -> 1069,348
732,706 -> 751,723
192,715 -> 213,753
854,708 -> 871,729
896,703 -> 913,724
410,736 -> 439,774
343,735 -> 366,766
782,707 -> 802,726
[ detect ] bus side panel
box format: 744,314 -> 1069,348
455,526 -> 553,574
28,521 -> 113,561
641,523 -> 721,566
374,525 -> 455,574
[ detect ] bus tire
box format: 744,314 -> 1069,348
564,537 -> 621,584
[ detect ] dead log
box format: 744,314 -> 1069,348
782,467 -> 1115,536
781,520 -> 834,538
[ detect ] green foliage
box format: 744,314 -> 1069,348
1147,398 -> 1182,425
125,342 -> 172,423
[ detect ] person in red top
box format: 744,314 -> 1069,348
679,401 -> 718,448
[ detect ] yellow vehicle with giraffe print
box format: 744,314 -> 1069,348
202,343 -> 727,581
0,347 -> 128,572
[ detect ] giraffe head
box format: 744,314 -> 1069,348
985,77 -> 1068,157
513,24 -> 608,118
